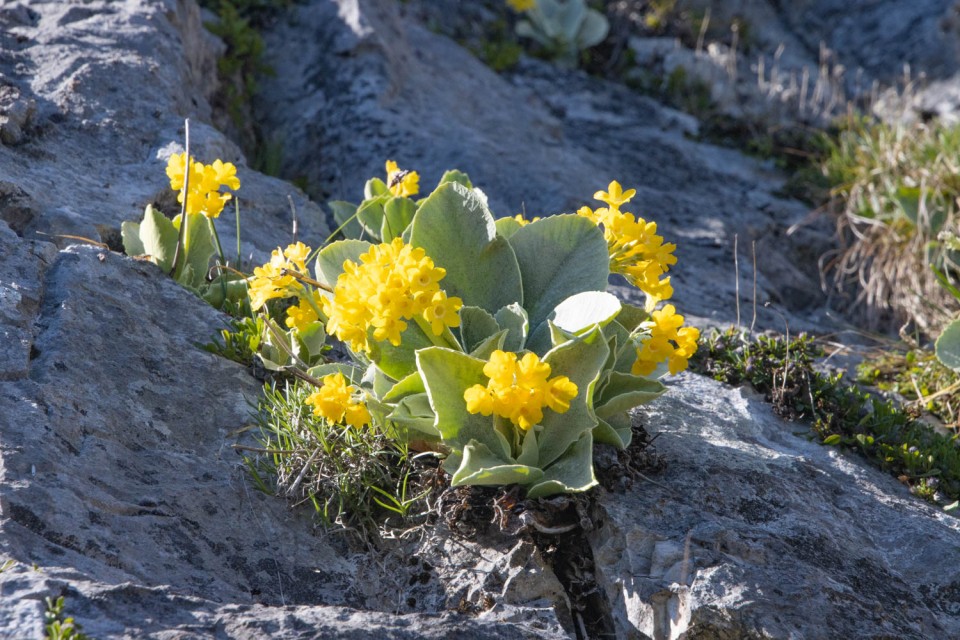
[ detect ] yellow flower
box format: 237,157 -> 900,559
165,152 -> 241,219
385,160 -> 420,198
248,243 -> 312,311
285,292 -> 322,332
593,180 -> 636,211
579,182 -> 676,303
305,373 -> 371,428
464,350 -> 578,431
324,240 -> 460,353
506,0 -> 536,12
632,305 -> 700,376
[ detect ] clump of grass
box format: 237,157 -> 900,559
204,315 -> 264,367
242,381 -> 433,536
692,328 -> 960,506
857,347 -> 960,428
821,116 -> 960,333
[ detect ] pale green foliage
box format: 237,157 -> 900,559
515,0 -> 609,66
45,596 -> 90,640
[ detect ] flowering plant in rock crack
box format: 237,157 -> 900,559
233,162 -> 700,498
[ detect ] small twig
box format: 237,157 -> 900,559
288,195 -> 299,243
281,268 -> 334,292
286,447 -> 320,497
35,232 -> 108,249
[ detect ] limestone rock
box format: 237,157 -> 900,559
591,374 -> 960,639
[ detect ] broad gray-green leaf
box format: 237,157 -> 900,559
306,362 -> 365,386
417,347 -> 506,469
537,326 -> 609,467
596,371 -> 666,418
139,205 -> 179,272
314,239 -> 372,288
382,371 -> 426,402
364,177 -> 389,200
616,302 -> 649,333
469,329 -> 508,360
527,432 -> 597,498
381,196 -> 416,242
356,196 -> 386,242
459,306 -> 501,353
495,303 -> 529,352
508,214 -> 609,345
577,8 -> 609,48
296,322 -> 327,360
936,319 -> 960,371
328,200 -> 362,239
495,216 -> 523,239
121,220 -> 145,257
516,427 -> 540,467
367,320 -> 436,381
179,213 -> 216,288
551,291 -> 621,334
436,169 -> 473,189
451,440 -> 543,486
593,413 -> 632,448
387,393 -> 439,438
409,182 -> 522,313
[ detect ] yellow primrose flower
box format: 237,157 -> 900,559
305,373 -> 371,428
464,350 -> 577,431
165,152 -> 241,218
285,291 -> 323,332
385,160 -> 420,198
324,239 -> 461,353
578,183 -> 676,304
506,0 -> 536,12
632,304 -> 700,376
593,180 -> 636,211
248,243 -> 312,310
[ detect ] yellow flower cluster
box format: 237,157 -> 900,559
506,0 -> 536,12
248,242 -> 311,311
578,180 -> 676,303
323,238 -> 463,353
305,373 -> 371,428
464,350 -> 578,431
165,153 -> 240,219
632,304 -> 700,376
385,160 -> 420,198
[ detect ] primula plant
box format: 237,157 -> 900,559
240,160 -> 698,499
508,0 -> 609,66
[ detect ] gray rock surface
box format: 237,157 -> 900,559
256,0 -> 832,332
594,375 -> 960,639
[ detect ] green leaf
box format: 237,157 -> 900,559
936,319 -> 960,371
527,432 -> 597,498
469,329 -> 508,360
409,182 -> 523,313
593,413 -> 632,448
537,326 -> 609,467
495,303 -> 529,352
451,440 -> 543,486
616,303 -> 649,333
382,371 -> 426,402
368,320 -> 436,380
551,291 -> 621,334
306,362 -> 365,385
387,393 -> 440,438
436,169 -> 473,189
328,200 -> 363,239
416,347 -> 506,469
508,214 -> 609,348
173,213 -> 216,288
121,220 -> 145,257
823,434 -> 842,445
356,196 -> 386,242
595,371 -> 666,418
516,427 -> 540,467
459,305 -> 501,353
138,205 -> 179,272
495,216 -> 523,239
381,196 -> 417,242
314,239 -> 372,288
364,177 -> 389,200
295,321 -> 327,359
